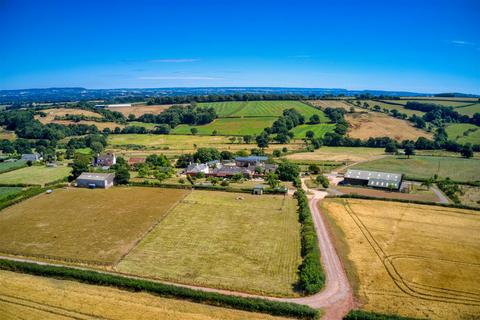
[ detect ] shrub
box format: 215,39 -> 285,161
315,175 -> 329,188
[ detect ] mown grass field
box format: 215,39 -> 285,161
117,190 -> 301,297
199,100 -> 328,120
0,160 -> 26,174
0,165 -> 71,185
172,117 -> 277,136
0,187 -> 189,264
322,198 -> 480,319
445,123 -> 480,144
362,100 -> 424,117
0,270 -> 287,320
352,155 -> 480,182
345,112 -> 432,141
285,146 -> 387,163
290,123 -> 336,139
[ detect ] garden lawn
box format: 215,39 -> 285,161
117,190 -> 302,297
0,165 -> 71,185
352,155 -> 480,182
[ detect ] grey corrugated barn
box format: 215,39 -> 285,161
76,172 -> 115,189
343,169 -> 403,190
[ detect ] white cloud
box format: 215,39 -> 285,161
149,58 -> 199,63
450,40 -> 476,46
138,76 -> 221,80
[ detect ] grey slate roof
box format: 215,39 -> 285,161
235,156 -> 268,162
345,169 -> 403,189
77,172 -> 115,181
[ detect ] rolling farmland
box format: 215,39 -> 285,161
0,187 -> 189,264
0,269 -> 287,320
107,104 -> 172,117
117,191 -> 302,297
322,198 -> 480,319
172,117 -> 277,136
454,103 -> 480,117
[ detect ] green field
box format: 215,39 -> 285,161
445,123 -> 480,144
352,155 -> 480,182
290,123 -> 336,138
0,186 -> 22,200
0,160 -> 26,174
128,121 -> 158,129
198,100 -> 329,120
390,99 -> 474,107
454,103 -> 480,117
0,165 -> 71,185
172,117 -> 277,136
117,190 -> 301,297
367,100 -> 424,117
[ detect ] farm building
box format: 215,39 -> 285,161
93,153 -> 116,168
235,156 -> 268,167
21,153 -> 42,162
186,163 -> 209,176
343,169 -> 403,190
76,172 -> 115,189
211,166 -> 252,178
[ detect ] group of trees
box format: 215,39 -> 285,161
145,93 -> 306,105
138,105 -> 217,128
262,108 -> 306,144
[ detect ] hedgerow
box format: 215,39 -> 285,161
0,259 -> 320,320
0,187 -> 46,211
293,177 -> 325,294
344,310 -> 422,320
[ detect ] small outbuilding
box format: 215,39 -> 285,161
253,185 -> 264,195
76,172 -> 115,189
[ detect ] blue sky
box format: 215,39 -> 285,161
0,0 -> 479,93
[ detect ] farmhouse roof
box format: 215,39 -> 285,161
235,156 -> 268,162
127,157 -> 146,165
186,163 -> 209,173
77,172 -> 115,181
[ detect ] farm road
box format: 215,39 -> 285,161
0,179 -> 354,319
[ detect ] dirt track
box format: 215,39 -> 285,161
0,179 -> 354,319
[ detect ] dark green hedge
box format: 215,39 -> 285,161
330,194 -> 480,211
293,177 -> 325,294
344,310 -> 422,320
0,259 -> 319,320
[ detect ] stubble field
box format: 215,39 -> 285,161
117,190 -> 302,297
322,198 -> 480,319
0,269 -> 288,320
0,187 -> 189,264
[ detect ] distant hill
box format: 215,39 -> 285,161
0,86 -> 477,104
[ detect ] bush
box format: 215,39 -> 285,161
344,310 -> 421,320
0,259 -> 319,320
315,175 -> 329,188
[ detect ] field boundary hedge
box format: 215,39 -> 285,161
0,258 -> 320,320
127,181 -> 287,194
0,187 -> 46,211
293,177 -> 325,294
329,194 -> 480,211
344,310 -> 423,320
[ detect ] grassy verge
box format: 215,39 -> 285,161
0,259 -> 319,320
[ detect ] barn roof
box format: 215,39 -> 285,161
77,172 -> 115,181
235,156 -> 268,162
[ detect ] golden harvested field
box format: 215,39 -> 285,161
285,146 -> 386,163
322,198 -> 480,319
335,186 -> 441,203
117,191 -> 301,297
345,112 -> 432,141
0,187 -> 189,264
308,99 -> 358,111
107,104 -> 173,117
0,270 -> 287,320
36,108 -> 102,123
459,185 -> 480,208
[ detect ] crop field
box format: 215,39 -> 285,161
445,123 -> 480,144
198,100 -> 329,120
321,198 -> 480,319
454,103 -> 480,117
345,112 -> 432,141
361,100 -> 424,117
290,123 -> 336,138
107,104 -> 172,117
0,187 -> 189,264
0,165 -> 71,185
172,117 -> 277,136
307,99 -> 357,111
285,146 -> 386,163
352,155 -> 480,182
117,190 -> 301,297
107,134 -> 304,157
0,270 -> 286,320
0,160 -> 26,174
